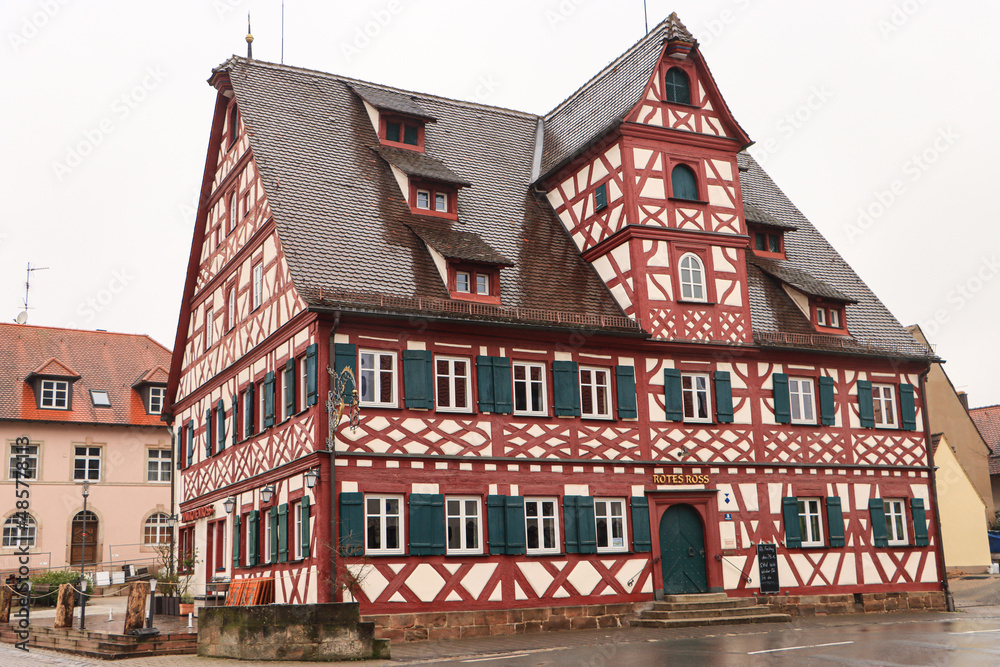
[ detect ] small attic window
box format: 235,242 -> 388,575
449,263 -> 500,304
228,103 -> 239,149
90,390 -> 111,408
750,226 -> 785,259
381,114 -> 424,150
812,300 -> 848,334
410,181 -> 457,219
664,67 -> 690,105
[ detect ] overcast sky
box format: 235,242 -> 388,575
2,0 -> 998,407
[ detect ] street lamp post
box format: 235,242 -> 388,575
78,481 -> 90,631
147,578 -> 158,629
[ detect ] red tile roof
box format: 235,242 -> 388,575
969,404 -> 1000,474
0,324 -> 171,427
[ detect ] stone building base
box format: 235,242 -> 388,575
755,591 -> 947,616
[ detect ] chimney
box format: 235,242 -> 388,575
958,391 -> 969,410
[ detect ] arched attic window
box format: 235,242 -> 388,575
678,253 -> 707,302
664,67 -> 690,104
671,164 -> 699,201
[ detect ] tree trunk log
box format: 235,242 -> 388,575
54,583 -> 75,629
0,584 -> 12,623
123,582 -> 149,635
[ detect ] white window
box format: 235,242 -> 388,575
147,449 -> 171,483
789,377 -> 816,424
252,263 -> 263,310
227,287 -> 236,331
435,192 -> 448,212
40,379 -> 69,409
148,387 -> 165,415
293,501 -> 304,558
446,497 -> 482,555
2,514 -> 36,548
143,513 -> 171,546
299,356 -> 309,412
513,362 -> 546,416
263,510 -> 272,563
475,274 -> 489,295
205,310 -> 214,349
872,384 -> 897,428
435,357 -> 471,412
283,365 -> 294,421
579,367 -> 611,419
245,513 -> 254,566
416,189 -> 430,209
525,498 -> 559,554
884,499 -> 908,545
798,498 -> 823,547
365,495 -> 403,554
816,307 -> 826,326
455,271 -> 471,293
830,309 -> 841,328
595,499 -> 627,552
73,446 -> 101,482
9,443 -> 38,481
678,253 -> 707,302
359,351 -> 396,407
229,193 -> 237,233
682,373 -> 711,422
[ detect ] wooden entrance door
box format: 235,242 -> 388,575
70,511 -> 99,565
659,504 -> 708,595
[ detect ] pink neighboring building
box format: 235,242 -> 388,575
0,324 -> 173,574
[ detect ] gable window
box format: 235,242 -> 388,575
252,263 -> 263,310
678,253 -> 707,302
147,449 -> 171,483
798,498 -> 824,547
2,514 -> 36,548
40,380 -> 69,410
227,286 -> 236,331
365,495 -> 403,555
382,116 -> 422,148
74,446 -> 101,482
513,362 -> 546,416
90,390 -> 111,408
524,498 -> 559,554
359,350 -> 397,407
446,497 -> 482,555
9,443 -> 39,481
789,377 -> 816,424
595,183 -> 608,212
595,498 -> 627,552
435,357 -> 470,412
671,164 -> 699,200
884,499 -> 908,545
579,367 -> 611,419
228,103 -> 239,149
682,373 -> 711,422
872,384 -> 897,428
148,387 -> 165,415
664,67 -> 690,104
205,310 -> 214,350
228,192 -> 238,234
243,192 -> 251,219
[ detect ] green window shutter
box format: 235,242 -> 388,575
339,492 -> 364,556
263,371 -> 275,428
176,426 -> 183,470
269,507 -> 278,564
552,360 -> 580,417
857,380 -> 875,428
487,495 -> 507,555
284,358 -> 295,418
247,510 -> 258,566
663,369 -> 683,421
204,409 -> 213,458
616,365 -> 638,419
819,376 -> 836,426
408,494 -> 446,555
231,398 -> 239,447
899,383 -> 917,431
782,497 -> 801,548
714,371 -> 734,423
232,514 -> 241,569
773,373 -> 791,424
277,503 -> 288,562
403,350 -> 434,410
595,183 -> 608,211
563,496 -> 580,553
476,356 -> 496,413
563,496 -> 597,554
186,421 -> 194,466
307,343 -> 321,407
300,496 -> 311,559
911,497 -> 929,546
245,382 -> 255,438
505,496 -> 526,555
868,498 -> 889,547
216,399 -> 226,451
826,497 -> 845,548
630,497 -> 651,552
493,357 -> 513,414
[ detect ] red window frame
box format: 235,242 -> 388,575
811,300 -> 848,334
659,61 -> 699,106
666,158 -> 706,202
749,225 -> 785,258
379,113 -> 425,151
409,180 -> 458,219
448,262 -> 500,304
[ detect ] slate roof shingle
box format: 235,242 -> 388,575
407,223 -> 512,266
969,405 -> 1000,474
348,83 -> 436,121
371,145 -> 471,187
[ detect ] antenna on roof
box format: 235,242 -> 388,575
281,0 -> 285,64
246,13 -> 254,59
643,0 -> 649,34
18,262 -> 49,324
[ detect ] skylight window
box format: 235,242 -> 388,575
90,390 -> 111,408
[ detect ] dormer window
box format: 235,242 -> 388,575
449,263 -> 499,304
148,386 -> 166,415
40,380 -> 70,410
381,114 -> 424,150
812,300 -> 847,334
750,225 -> 785,258
410,181 -> 457,219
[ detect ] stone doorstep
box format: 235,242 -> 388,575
649,597 -> 759,612
631,613 -> 792,629
640,605 -> 775,621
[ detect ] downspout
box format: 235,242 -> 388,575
920,365 -> 954,612
327,310 -> 341,603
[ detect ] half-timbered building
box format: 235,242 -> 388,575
165,14 -> 946,631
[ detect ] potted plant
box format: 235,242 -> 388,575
179,593 -> 195,616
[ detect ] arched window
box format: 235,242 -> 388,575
679,254 -> 707,302
143,512 -> 171,546
664,67 -> 690,104
671,164 -> 699,201
2,514 -> 36,548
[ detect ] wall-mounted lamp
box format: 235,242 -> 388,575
304,468 -> 320,489
223,496 -> 236,514
166,514 -> 178,528
261,485 -> 275,504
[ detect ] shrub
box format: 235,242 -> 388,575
29,570 -> 92,607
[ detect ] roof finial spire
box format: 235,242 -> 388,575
246,13 -> 254,60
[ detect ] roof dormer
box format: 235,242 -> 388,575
372,146 -> 471,220
25,357 -> 81,411
745,201 -> 797,259
407,223 -> 511,305
752,257 -> 856,336
350,83 -> 436,152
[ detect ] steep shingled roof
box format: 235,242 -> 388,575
969,405 -> 1000,474
0,324 -> 171,426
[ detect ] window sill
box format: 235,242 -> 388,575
676,299 -> 716,306
513,412 -> 550,419
365,552 -> 406,558
445,552 -> 487,558
581,415 -> 614,421
436,409 -> 475,415
526,551 -> 564,557
660,100 -> 701,110
669,196 -> 709,205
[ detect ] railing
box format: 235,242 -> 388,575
0,551 -> 53,576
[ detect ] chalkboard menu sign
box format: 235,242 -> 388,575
757,543 -> 779,594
